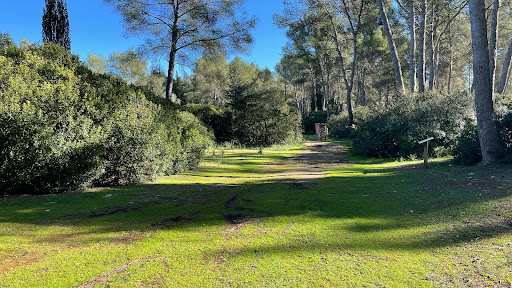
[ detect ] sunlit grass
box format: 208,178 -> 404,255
1,141 -> 511,287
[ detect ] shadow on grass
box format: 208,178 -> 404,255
1,156 -> 511,253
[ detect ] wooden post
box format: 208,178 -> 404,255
423,141 -> 429,168
418,137 -> 434,169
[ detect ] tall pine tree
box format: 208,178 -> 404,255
42,0 -> 71,50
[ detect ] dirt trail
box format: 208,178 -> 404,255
223,141 -> 348,224
264,141 -> 348,183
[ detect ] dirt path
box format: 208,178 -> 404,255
264,141 -> 348,183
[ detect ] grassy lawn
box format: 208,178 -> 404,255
1,141 -> 512,287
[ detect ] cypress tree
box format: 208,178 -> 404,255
42,0 -> 71,50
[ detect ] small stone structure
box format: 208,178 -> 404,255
315,123 -> 328,141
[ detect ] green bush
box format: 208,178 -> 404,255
452,124 -> 482,165
327,112 -> 355,139
0,37 -> 212,195
352,91 -> 474,158
496,111 -> 512,163
0,41 -> 105,194
302,110 -> 328,135
231,88 -> 302,146
183,104 -> 233,143
453,108 -> 512,165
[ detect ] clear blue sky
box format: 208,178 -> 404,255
0,0 -> 287,73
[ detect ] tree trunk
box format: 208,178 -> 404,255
418,0 -> 427,93
386,85 -> 390,104
433,40 -> 439,89
327,9 -> 354,125
319,57 -> 327,111
310,65 -> 317,111
322,84 -> 327,111
377,0 -> 406,95
355,80 -> 361,108
489,0 -> 500,100
408,0 -> 416,92
166,48 -> 177,100
468,62 -> 473,91
295,88 -> 300,112
326,71 -> 331,118
361,67 -> 366,106
165,4 -> 180,100
497,37 -> 512,94
428,4 -> 435,90
448,19 -> 453,93
468,0 -> 500,165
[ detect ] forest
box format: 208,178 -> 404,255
271,0 -> 512,165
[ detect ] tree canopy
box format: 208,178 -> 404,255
104,0 -> 256,100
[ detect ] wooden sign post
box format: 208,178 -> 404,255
418,137 -> 434,168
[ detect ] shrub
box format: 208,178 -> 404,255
496,110 -> 512,163
183,104 -> 233,143
0,39 -> 212,195
452,124 -> 482,165
232,88 -> 302,146
453,107 -> 512,165
0,50 -> 105,193
352,91 -> 474,158
327,112 -> 355,139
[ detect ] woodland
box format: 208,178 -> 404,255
1,1 -> 512,287
0,0 -> 510,193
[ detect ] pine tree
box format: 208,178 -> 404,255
105,0 -> 255,100
42,0 -> 71,50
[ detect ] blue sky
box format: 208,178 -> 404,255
0,0 -> 287,73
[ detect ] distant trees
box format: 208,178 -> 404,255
108,49 -> 148,85
190,52 -> 230,106
42,0 -> 71,50
275,0 -> 383,124
376,0 -> 405,95
87,53 -> 107,74
105,0 -> 256,100
273,0 -> 512,164
182,52 -> 302,146
274,0 -> 482,119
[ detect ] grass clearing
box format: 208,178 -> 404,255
1,141 -> 512,287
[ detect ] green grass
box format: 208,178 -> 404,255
1,142 -> 512,287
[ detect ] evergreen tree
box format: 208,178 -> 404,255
105,0 -> 255,100
42,0 -> 71,50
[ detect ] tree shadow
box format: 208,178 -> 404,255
1,157 -> 511,254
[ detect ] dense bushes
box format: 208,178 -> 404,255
453,106 -> 512,165
327,111 -> 356,139
183,104 -> 233,143
451,124 -> 482,165
351,91 -> 474,158
0,35 -> 212,195
231,88 -> 302,146
184,91 -> 302,147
